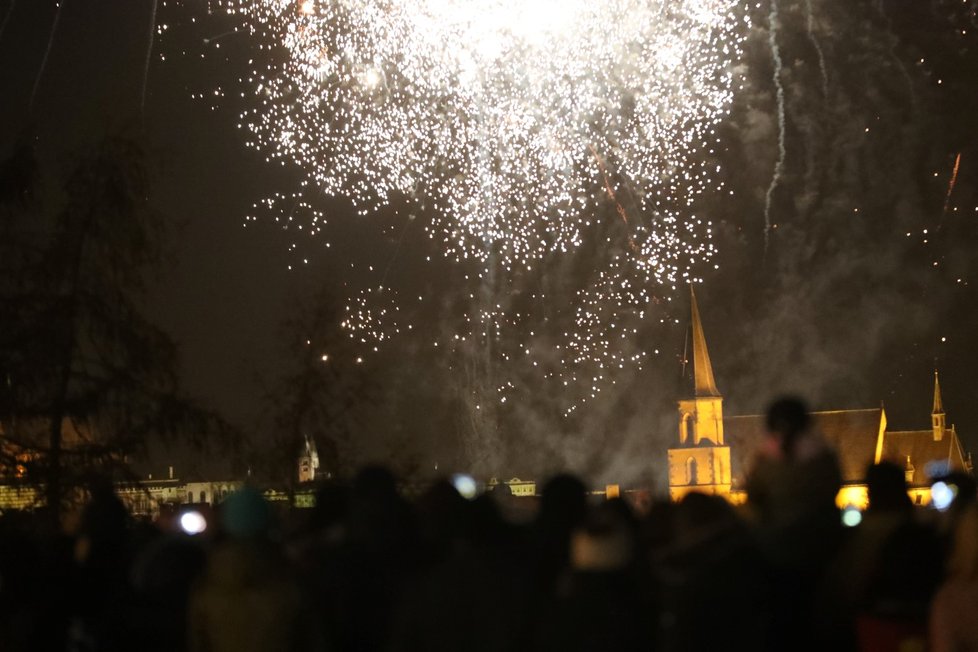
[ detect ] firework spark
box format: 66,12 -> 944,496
142,0 -> 159,115
167,0 -> 749,404
764,0 -> 786,250
804,0 -> 828,97
942,152 -> 961,218
30,0 -> 65,110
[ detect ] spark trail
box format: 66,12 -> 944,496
942,152 -> 961,219
589,144 -> 639,253
804,0 -> 828,97
141,0 -> 159,116
0,0 -> 15,44
202,28 -> 240,45
872,2 -> 918,114
764,0 -> 786,250
30,0 -> 65,111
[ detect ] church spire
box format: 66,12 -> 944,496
668,286 -> 730,498
932,370 -> 946,442
690,285 -> 720,398
298,434 -> 320,483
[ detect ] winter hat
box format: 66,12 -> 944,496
220,487 -> 270,539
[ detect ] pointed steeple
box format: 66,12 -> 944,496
669,287 -> 730,498
298,434 -> 320,482
932,370 -> 946,442
690,285 -> 720,398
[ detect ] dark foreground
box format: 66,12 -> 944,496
0,460 -> 976,652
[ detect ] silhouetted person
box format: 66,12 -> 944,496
307,466 -> 418,652
531,473 -> 588,596
841,463 -> 941,650
746,396 -> 843,651
820,462 -> 922,650
747,397 -> 842,556
656,492 -> 769,652
931,503 -> 978,652
390,480 -> 531,652
862,462 -> 940,627
533,500 -> 654,652
0,512 -> 53,652
288,480 -> 351,574
130,520 -> 207,652
937,471 -> 978,539
312,481 -> 351,535
867,462 -> 914,515
642,499 -> 678,559
348,466 -> 416,555
188,487 -> 317,652
414,478 -> 468,565
70,479 -> 135,652
488,478 -> 535,525
855,518 -> 942,650
868,463 -> 941,597
840,462 -> 916,596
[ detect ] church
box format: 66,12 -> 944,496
667,288 -> 972,508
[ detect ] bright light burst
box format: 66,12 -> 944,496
173,0 -> 750,406
230,0 -> 746,263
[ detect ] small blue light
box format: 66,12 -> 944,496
931,481 -> 958,512
180,510 -> 207,535
451,474 -> 478,500
841,505 -> 862,527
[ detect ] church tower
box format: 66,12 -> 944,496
667,287 -> 732,500
298,434 -> 320,483
932,370 -> 946,442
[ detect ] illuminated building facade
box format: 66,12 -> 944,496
298,434 -> 320,484
487,477 -> 537,497
666,287 -> 732,500
667,290 -> 972,507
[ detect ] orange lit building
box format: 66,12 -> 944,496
0,417 -> 104,485
667,289 -> 972,508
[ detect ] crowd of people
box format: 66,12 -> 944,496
1,397 -> 977,652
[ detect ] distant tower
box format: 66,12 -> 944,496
932,370 -> 946,442
298,434 -> 320,483
667,286 -> 732,500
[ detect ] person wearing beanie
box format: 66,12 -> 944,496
188,488 -> 319,652
745,396 -> 844,652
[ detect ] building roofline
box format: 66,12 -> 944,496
724,407 -> 882,420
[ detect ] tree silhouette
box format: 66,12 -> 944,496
0,135 -> 231,519
254,284 -> 372,488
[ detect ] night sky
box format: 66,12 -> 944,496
1,0 -> 976,486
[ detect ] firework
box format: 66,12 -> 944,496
167,0 -> 749,404
30,0 -> 65,110
942,152 -> 961,218
763,0 -> 785,251
142,0 -> 160,115
804,0 -> 828,97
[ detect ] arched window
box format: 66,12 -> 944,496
187,492 -> 193,503
680,412 -> 693,444
686,457 -> 699,486
199,491 -> 207,503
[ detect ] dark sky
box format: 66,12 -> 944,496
1,0 -> 976,485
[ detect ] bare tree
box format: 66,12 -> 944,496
0,136 -> 231,519
254,284 -> 372,489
